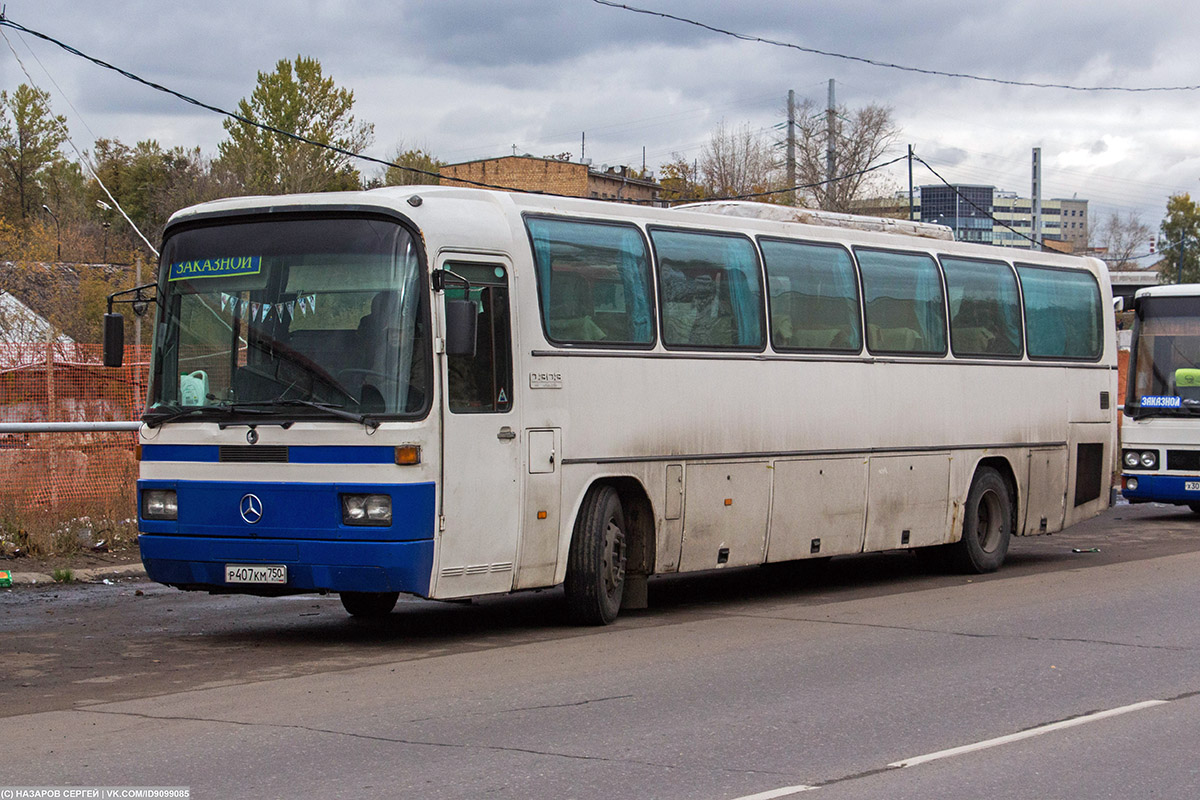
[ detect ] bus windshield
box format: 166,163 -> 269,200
1128,295 -> 1200,417
147,215 -> 430,423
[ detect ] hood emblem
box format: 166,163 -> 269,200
246,427 -> 259,445
240,493 -> 263,524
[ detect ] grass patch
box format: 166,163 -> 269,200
51,568 -> 74,583
0,496 -> 138,558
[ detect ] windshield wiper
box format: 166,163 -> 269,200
142,403 -> 268,428
224,399 -> 380,430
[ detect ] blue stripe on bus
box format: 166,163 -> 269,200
141,444 -> 219,461
140,444 -> 396,463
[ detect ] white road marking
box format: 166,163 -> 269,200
729,698 -> 1170,800
729,785 -> 818,800
888,699 -> 1169,768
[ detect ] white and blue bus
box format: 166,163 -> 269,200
106,187 -> 1117,623
1121,284 -> 1200,511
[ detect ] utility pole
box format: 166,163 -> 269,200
581,132 -> 586,162
825,79 -> 837,205
907,145 -> 914,221
786,89 -> 797,206
1180,235 -> 1186,284
1031,147 -> 1043,249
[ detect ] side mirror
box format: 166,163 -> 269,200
103,313 -> 125,367
444,299 -> 477,357
1113,296 -> 1125,312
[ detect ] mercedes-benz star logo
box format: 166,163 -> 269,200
246,427 -> 259,445
239,493 -> 263,524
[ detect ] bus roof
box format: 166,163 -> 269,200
165,186 -> 1105,277
1134,284 -> 1200,299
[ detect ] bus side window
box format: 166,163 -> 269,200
447,276 -> 513,414
525,216 -> 655,347
1018,264 -> 1102,360
760,238 -> 861,353
941,256 -> 1023,358
651,228 -> 764,351
856,248 -> 947,356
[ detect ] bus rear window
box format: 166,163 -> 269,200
525,217 -> 654,347
1017,265 -> 1102,360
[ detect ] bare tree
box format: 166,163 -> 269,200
699,121 -> 780,199
1094,210 -> 1154,270
793,98 -> 899,212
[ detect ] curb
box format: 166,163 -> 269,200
5,563 -> 146,586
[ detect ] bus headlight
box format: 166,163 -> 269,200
142,489 -> 178,520
341,493 -> 392,526
1123,450 -> 1159,470
1127,477 -> 1139,491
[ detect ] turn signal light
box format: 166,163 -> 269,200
395,445 -> 421,465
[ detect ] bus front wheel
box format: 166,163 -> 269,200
340,591 -> 399,618
565,485 -> 627,625
950,467 -> 1012,574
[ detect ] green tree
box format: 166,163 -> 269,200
216,56 -> 374,194
656,155 -> 705,203
1159,193 -> 1200,284
0,84 -> 68,223
382,144 -> 442,186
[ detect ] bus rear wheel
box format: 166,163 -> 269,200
565,485 -> 627,625
340,591 -> 399,618
949,467 -> 1012,574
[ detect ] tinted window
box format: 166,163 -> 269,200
941,256 -> 1023,358
761,239 -> 861,352
652,229 -> 764,350
856,248 -> 947,355
1017,265 -> 1102,360
526,217 -> 654,346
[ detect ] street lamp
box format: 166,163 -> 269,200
41,204 -> 60,261
96,200 -> 112,262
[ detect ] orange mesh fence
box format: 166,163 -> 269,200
0,343 -> 149,513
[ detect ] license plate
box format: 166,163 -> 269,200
225,564 -> 287,584
1186,482 -> 1200,492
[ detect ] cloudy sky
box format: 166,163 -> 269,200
5,1 -> 1198,239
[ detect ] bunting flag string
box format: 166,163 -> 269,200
220,293 -> 317,322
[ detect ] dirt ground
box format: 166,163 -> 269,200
1,540 -> 142,578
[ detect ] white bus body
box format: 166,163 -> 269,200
1121,284 -> 1200,511
132,186 -> 1117,623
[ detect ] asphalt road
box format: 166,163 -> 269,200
2,501 -> 1199,799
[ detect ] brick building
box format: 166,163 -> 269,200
440,155 -> 662,204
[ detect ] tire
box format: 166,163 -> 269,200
340,591 -> 399,618
947,467 -> 1012,574
564,485 -> 627,625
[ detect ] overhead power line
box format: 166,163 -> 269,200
0,14 -> 913,209
911,153 -> 1046,249
0,27 -> 160,257
591,0 -> 1200,93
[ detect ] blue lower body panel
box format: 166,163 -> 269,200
137,478 -> 436,596
1122,474 -> 1200,507
139,535 -> 434,595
